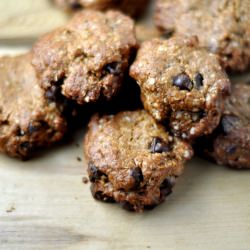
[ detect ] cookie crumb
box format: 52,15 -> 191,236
82,177 -> 89,184
6,205 -> 15,213
77,156 -> 82,162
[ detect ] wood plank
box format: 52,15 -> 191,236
0,0 -> 68,39
0,146 -> 250,250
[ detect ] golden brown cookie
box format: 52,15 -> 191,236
130,37 -> 231,141
155,0 -> 250,72
32,10 -> 137,105
84,110 -> 193,212
197,82 -> 250,169
0,54 -> 67,159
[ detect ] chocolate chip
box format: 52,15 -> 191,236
130,167 -> 144,188
92,190 -> 115,203
173,73 -> 193,91
104,62 -> 120,75
160,177 -> 176,198
149,137 -> 171,153
16,127 -> 25,136
19,142 -> 33,153
88,163 -> 105,182
194,73 -> 204,89
28,123 -> 40,134
226,145 -> 237,154
45,85 -> 61,102
121,201 -> 135,211
144,204 -> 157,210
0,120 -> 9,125
70,2 -> 82,10
191,110 -> 206,122
221,115 -> 238,135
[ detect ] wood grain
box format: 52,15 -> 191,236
0,1 -> 250,250
0,0 -> 68,40
0,144 -> 250,250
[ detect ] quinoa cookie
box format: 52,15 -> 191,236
84,110 -> 193,212
53,0 -> 149,18
0,54 -> 67,159
130,37 -> 231,141
154,0 -> 250,72
32,10 -> 137,105
198,82 -> 250,169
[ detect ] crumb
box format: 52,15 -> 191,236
82,177 -> 89,184
77,156 -> 82,162
6,206 -> 15,213
75,143 -> 80,148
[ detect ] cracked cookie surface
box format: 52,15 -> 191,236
54,0 -> 149,17
198,82 -> 250,169
84,110 -> 193,212
130,37 -> 231,141
0,54 -> 67,159
155,0 -> 250,72
32,10 -> 137,105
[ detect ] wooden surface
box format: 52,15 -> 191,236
0,1 -> 250,250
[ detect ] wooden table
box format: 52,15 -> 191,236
0,1 -> 249,250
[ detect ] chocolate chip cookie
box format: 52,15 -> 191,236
197,82 -> 250,169
0,54 -> 67,159
53,0 -> 149,17
84,110 -> 193,212
130,37 -> 231,141
32,10 -> 137,105
154,0 -> 250,72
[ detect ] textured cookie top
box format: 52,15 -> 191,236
32,10 -> 137,104
0,54 -> 67,159
130,37 -> 231,140
218,83 -> 250,161
54,0 -> 148,17
155,0 -> 250,72
84,110 -> 193,193
200,82 -> 250,169
224,83 -> 250,126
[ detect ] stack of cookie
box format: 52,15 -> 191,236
0,10 -> 137,159
0,0 -> 249,212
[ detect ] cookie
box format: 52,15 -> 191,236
32,10 -> 137,105
84,110 -> 193,212
197,82 -> 250,169
154,0 -> 250,72
130,37 -> 231,141
53,0 -> 149,17
0,54 -> 67,159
